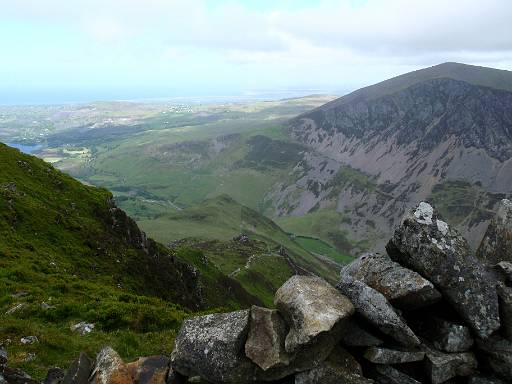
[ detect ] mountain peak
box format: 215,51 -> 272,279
320,62 -> 512,110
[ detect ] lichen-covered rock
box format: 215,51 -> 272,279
62,352 -> 92,384
125,356 -> 170,384
339,320 -> 383,347
363,347 -> 424,364
341,252 -> 440,309
294,346 -> 373,384
336,275 -> 420,347
476,336 -> 512,381
90,347 -> 133,384
275,276 -> 354,353
413,316 -> 474,352
497,284 -> 512,342
368,365 -> 421,384
422,343 -> 477,384
171,310 -> 255,383
386,201 -> 500,338
244,306 -> 290,371
477,199 -> 512,264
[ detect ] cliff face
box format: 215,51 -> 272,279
270,64 -> 512,251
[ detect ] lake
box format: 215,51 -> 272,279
5,142 -> 43,154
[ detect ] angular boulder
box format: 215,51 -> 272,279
341,252 -> 441,309
171,310 -> 255,383
422,344 -> 477,384
244,306 -> 290,371
363,347 -> 424,364
43,368 -> 65,384
125,356 -> 170,384
62,352 -> 93,384
294,346 -> 373,384
339,320 -> 383,347
275,276 -> 354,353
476,336 -> 512,380
90,347 -> 133,384
336,275 -> 420,347
413,316 -> 474,353
477,199 -> 512,264
386,201 -> 500,338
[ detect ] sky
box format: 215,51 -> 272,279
1,0 -> 512,104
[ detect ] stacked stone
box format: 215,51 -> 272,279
4,201 -> 512,384
169,201 -> 512,383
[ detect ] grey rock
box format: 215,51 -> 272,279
340,320 -> 383,347
43,368 -> 64,384
70,322 -> 94,336
171,310 -> 255,383
62,352 -> 92,384
275,275 -> 354,353
413,316 -> 474,352
294,346 -> 373,384
20,336 -> 38,345
244,306 -> 290,371
368,365 -> 421,384
497,284 -> 512,342
476,336 -> 512,380
363,347 -> 424,364
386,201 -> 501,338
336,275 -> 420,347
342,252 -> 441,309
468,375 -> 507,384
477,199 -> 512,264
422,343 -> 477,384
90,347 -> 132,384
0,373 -> 6,384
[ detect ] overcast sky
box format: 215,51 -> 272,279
1,0 -> 512,104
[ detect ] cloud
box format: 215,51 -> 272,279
1,0 -> 512,100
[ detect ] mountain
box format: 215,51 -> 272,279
270,62 -> 512,250
0,143 -> 262,376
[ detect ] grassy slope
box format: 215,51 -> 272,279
139,195 -> 340,286
0,144 -> 259,377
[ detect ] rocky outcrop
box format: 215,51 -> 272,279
6,200 -> 512,383
170,310 -> 254,383
274,276 -> 354,353
244,306 -> 290,371
341,252 -> 441,309
90,347 -> 133,384
477,199 -> 512,264
336,274 -> 420,347
386,202 -> 500,338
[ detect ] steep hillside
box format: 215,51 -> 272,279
0,143 -> 259,377
273,63 -> 512,250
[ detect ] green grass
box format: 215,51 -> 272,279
294,236 -> 353,264
0,144 -> 259,378
275,209 -> 357,259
